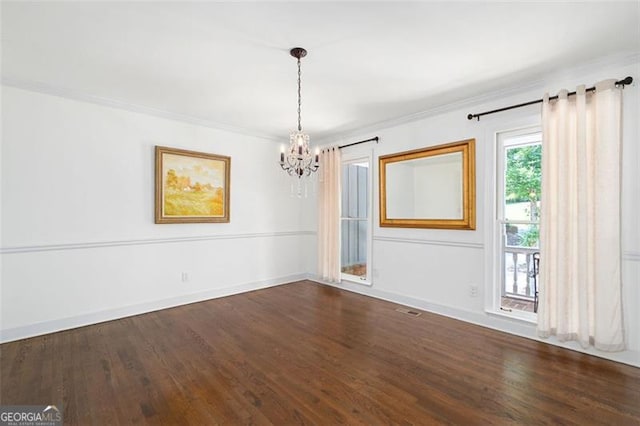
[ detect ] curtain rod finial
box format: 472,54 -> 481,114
618,76 -> 633,86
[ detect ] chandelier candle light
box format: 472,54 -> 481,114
279,47 -> 319,178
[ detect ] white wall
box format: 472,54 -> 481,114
0,86 -> 314,342
318,59 -> 640,366
2,58 -> 638,368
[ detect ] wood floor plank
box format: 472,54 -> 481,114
1,280 -> 639,425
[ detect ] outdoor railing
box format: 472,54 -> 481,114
503,246 -> 538,300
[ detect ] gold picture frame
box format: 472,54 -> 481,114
155,146 -> 230,224
379,139 -> 476,230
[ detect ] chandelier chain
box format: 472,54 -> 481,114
279,47 -> 318,182
297,57 -> 302,132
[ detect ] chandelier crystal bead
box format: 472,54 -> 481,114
279,47 -> 319,178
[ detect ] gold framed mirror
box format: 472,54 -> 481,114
379,139 -> 475,229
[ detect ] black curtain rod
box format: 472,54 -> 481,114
339,136 -> 379,149
467,76 -> 633,121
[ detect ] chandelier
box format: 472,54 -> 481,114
279,47 -> 319,178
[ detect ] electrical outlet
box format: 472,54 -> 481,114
469,284 -> 479,298
181,272 -> 190,282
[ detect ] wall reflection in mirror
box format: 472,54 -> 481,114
379,139 -> 475,229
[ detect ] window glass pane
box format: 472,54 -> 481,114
341,219 -> 367,277
348,165 -> 358,217
504,223 -> 539,248
341,160 -> 370,281
341,166 -> 349,215
358,166 -> 368,218
341,163 -> 368,219
503,144 -> 541,222
502,222 -> 539,306
498,134 -> 541,316
502,249 -> 538,313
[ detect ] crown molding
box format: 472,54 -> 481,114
4,52 -> 637,146
316,52 -> 640,145
1,76 -> 282,143
314,80 -> 543,145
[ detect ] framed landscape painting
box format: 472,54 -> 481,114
155,146 -> 230,224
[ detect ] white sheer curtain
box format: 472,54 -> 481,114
317,147 -> 341,282
537,79 -> 624,351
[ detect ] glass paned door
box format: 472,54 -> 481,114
340,160 -> 369,282
497,130 -> 541,317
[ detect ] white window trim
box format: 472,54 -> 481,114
340,151 -> 373,286
485,124 -> 541,322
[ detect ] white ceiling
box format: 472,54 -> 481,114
2,1 -> 639,142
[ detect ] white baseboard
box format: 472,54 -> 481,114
0,274 -> 306,344
309,276 -> 640,368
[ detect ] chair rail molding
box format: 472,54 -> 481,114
373,236 -> 483,250
1,231 -> 316,254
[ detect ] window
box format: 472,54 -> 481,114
340,158 -> 371,284
495,128 -> 541,320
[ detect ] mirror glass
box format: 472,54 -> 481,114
386,152 -> 463,219
379,139 -> 475,229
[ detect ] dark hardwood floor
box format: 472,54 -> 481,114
1,280 -> 639,425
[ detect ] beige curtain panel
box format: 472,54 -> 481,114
537,80 -> 624,351
317,147 -> 341,282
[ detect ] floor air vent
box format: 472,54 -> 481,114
395,307 -> 421,317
